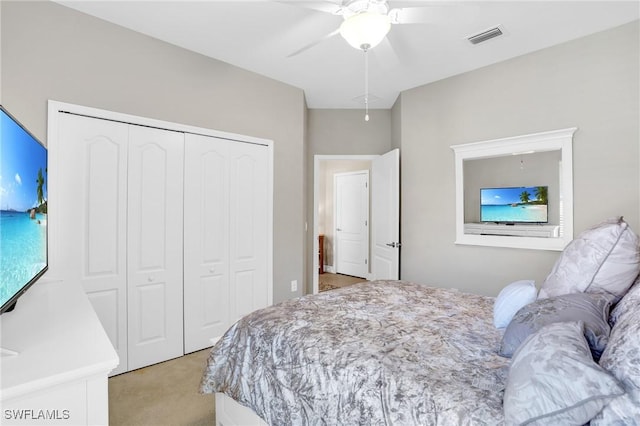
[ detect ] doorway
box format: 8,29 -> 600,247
313,150 -> 399,294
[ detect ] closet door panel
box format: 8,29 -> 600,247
229,143 -> 269,323
55,113 -> 129,375
127,126 -> 184,370
183,134 -> 230,352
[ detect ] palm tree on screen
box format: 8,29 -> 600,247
36,168 -> 45,207
534,186 -> 548,203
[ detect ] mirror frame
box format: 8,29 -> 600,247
451,127 -> 577,251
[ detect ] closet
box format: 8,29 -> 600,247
183,133 -> 269,353
49,104 -> 272,375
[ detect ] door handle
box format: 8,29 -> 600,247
336,228 -> 342,231
386,242 -> 401,248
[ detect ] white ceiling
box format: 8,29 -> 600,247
54,0 -> 639,109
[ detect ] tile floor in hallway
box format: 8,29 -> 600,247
318,272 -> 367,292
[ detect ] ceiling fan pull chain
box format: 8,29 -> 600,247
364,47 -> 370,122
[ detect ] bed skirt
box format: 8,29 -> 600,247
216,393 -> 267,426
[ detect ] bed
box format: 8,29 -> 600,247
201,280 -> 508,425
201,217 -> 640,426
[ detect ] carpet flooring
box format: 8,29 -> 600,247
109,349 -> 214,426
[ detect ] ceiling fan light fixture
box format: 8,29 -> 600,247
339,11 -> 391,51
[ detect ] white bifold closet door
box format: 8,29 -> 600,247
55,113 -> 185,374
126,126 -> 184,370
56,113 -> 129,375
183,134 -> 269,353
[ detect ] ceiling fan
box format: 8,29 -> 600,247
280,0 -> 443,56
280,0 -> 451,121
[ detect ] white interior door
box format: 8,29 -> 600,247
127,126 -> 184,370
54,113 -> 129,375
335,171 -> 369,278
372,149 -> 400,280
183,134 -> 230,353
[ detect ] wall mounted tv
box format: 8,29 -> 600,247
480,186 -> 548,224
0,105 -> 48,314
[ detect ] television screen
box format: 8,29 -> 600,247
480,186 -> 548,224
0,105 -> 48,314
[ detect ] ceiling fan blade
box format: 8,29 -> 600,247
372,36 -> 401,72
287,28 -> 341,57
388,7 -> 434,24
389,5 -> 458,25
276,1 -> 344,15
389,3 -> 479,25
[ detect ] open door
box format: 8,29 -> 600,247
371,149 -> 400,280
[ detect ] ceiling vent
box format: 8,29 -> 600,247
467,26 -> 504,45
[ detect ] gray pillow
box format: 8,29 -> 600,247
499,292 -> 614,359
590,393 -> 640,425
538,216 -> 640,300
609,274 -> 640,327
503,321 -> 624,426
596,280 -> 640,413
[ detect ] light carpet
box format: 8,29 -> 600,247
109,349 -> 214,426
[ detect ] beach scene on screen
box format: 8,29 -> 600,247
480,186 -> 547,223
0,110 -> 48,307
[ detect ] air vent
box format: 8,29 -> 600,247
352,93 -> 382,104
467,26 -> 504,45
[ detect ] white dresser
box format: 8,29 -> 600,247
0,278 -> 118,425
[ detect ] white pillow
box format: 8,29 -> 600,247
493,280 -> 537,329
538,216 -> 640,300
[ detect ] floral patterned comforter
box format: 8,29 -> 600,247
200,280 -> 508,425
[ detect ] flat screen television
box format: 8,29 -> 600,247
0,105 -> 48,314
480,186 -> 548,224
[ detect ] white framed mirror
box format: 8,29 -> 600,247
451,127 -> 577,251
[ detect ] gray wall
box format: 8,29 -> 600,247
391,95 -> 401,151
398,21 -> 639,296
3,1 -> 638,302
306,109 -> 392,292
1,0 -> 307,303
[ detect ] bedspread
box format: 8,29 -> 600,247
200,280 -> 509,425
